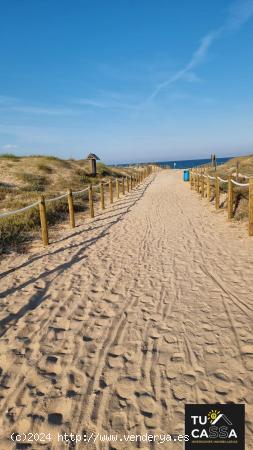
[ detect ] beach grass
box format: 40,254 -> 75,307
0,155 -> 138,253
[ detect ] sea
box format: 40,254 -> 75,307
157,157 -> 231,169
116,157 -> 231,169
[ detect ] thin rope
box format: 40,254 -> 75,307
45,193 -> 68,203
217,177 -> 228,183
231,180 -> 249,187
72,187 -> 89,196
0,201 -> 39,219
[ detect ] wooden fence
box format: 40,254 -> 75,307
0,165 -> 156,247
189,168 -> 253,236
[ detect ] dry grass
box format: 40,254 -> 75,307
206,154 -> 253,222
0,155 -> 142,253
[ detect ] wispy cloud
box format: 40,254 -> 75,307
0,123 -> 69,144
76,98 -> 108,109
144,29 -> 221,104
76,94 -> 138,111
226,0 -> 253,30
1,144 -> 17,151
144,0 -> 253,104
10,105 -> 78,116
0,95 -> 78,116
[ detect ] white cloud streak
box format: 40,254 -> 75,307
76,97 -> 138,110
0,96 -> 78,116
226,0 -> 253,29
145,0 -> 253,104
9,105 -> 78,116
2,144 -> 17,151
77,99 -> 108,108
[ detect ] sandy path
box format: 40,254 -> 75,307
0,171 -> 253,449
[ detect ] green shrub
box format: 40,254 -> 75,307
19,173 -> 48,191
0,193 -> 88,253
0,186 -> 13,201
29,155 -> 70,167
97,163 -> 111,176
75,169 -> 90,184
44,156 -> 70,167
37,163 -> 53,173
0,206 -> 41,252
0,153 -> 20,161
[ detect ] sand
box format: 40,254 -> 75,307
0,170 -> 253,449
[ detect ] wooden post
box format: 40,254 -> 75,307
127,177 -> 129,192
249,179 -> 253,236
197,173 -> 200,193
122,178 -> 125,195
214,153 -> 217,171
116,178 -> 120,199
204,174 -> 207,197
130,176 -> 133,190
39,195 -> 49,246
201,174 -> 204,198
109,178 -> 113,204
89,184 -> 94,218
190,171 -> 193,189
236,161 -> 239,182
207,176 -> 211,202
100,181 -> 105,209
215,176 -> 220,210
67,189 -> 75,228
227,176 -> 233,220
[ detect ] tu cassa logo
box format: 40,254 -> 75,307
185,404 -> 245,449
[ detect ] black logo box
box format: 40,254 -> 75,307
185,404 -> 245,450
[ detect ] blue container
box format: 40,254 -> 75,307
183,170 -> 190,181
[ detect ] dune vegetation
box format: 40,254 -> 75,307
0,154 -> 138,253
204,154 -> 253,222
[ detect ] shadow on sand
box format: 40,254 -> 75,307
0,176 -> 155,336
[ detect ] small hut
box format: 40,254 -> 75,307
86,153 -> 100,176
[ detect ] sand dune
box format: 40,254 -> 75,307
0,171 -> 253,449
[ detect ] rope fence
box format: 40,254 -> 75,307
189,168 -> 253,236
0,201 -> 40,219
0,165 -> 158,247
72,187 -> 90,197
231,180 -> 249,187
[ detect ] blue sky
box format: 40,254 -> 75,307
0,0 -> 253,164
